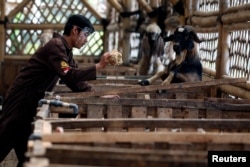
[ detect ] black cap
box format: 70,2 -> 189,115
64,14 -> 95,34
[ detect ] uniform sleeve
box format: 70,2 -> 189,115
46,39 -> 97,92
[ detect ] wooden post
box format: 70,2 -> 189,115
137,0 -> 153,13
0,0 -> 5,62
216,1 -> 229,79
0,0 -> 5,97
120,0 -> 136,65
82,0 -> 103,20
186,0 -> 193,25
107,0 -> 123,12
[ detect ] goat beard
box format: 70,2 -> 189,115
174,50 -> 187,65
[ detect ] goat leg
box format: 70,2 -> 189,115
162,71 -> 174,85
175,73 -> 190,82
138,70 -> 166,86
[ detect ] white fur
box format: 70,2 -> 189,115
146,23 -> 161,34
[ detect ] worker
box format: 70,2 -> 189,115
0,14 -> 114,167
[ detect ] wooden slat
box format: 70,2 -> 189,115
54,78 -> 247,98
58,97 -> 250,111
107,105 -> 123,131
53,84 -> 140,93
86,105 -> 104,131
47,97 -> 250,119
47,118 -> 250,130
44,145 -> 206,167
42,132 -> 250,144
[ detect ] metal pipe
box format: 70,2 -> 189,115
38,99 -> 78,114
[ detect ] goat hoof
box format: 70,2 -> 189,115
138,80 -> 150,86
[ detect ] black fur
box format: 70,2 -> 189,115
164,50 -> 202,83
138,26 -> 202,86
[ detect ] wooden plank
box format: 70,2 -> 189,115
48,98 -> 250,119
130,107 -> 147,131
42,132 -> 250,144
86,105 -> 104,131
47,118 -> 250,131
66,98 -> 250,111
131,93 -> 148,131
107,105 -> 123,118
156,108 -> 172,131
205,97 -> 250,104
184,108 -> 199,119
131,107 -> 147,118
206,109 -> 222,119
156,108 -> 173,118
53,84 -> 140,93
175,93 -> 188,99
107,105 -> 123,131
87,105 -> 104,118
55,78 -> 247,98
44,145 -> 206,167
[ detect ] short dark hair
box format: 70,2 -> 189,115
63,14 -> 95,36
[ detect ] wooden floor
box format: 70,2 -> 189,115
0,150 -> 17,167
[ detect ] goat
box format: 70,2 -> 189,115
137,23 -> 165,75
138,25 -> 202,86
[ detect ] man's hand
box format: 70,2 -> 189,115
96,52 -> 111,70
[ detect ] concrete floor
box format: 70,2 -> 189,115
0,150 -> 18,167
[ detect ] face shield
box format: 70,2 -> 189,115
73,25 -> 95,37
80,27 -> 95,36
73,25 -> 96,53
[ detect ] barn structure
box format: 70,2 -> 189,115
0,0 -> 250,167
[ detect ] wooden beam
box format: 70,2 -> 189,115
222,10 -> 250,24
76,98 -> 250,111
220,85 -> 250,99
45,145 -> 206,166
42,132 -> 250,144
54,78 -> 247,98
137,0 -> 152,13
0,0 -> 5,62
7,0 -> 30,18
48,118 -> 250,130
7,24 -> 103,31
223,3 -> 250,14
81,0 -> 103,20
107,0 -> 123,12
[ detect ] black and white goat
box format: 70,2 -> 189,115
137,23 -> 165,75
138,25 -> 202,86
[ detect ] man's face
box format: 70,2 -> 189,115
74,32 -> 89,49
73,26 -> 91,49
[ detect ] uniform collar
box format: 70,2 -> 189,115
53,32 -> 72,52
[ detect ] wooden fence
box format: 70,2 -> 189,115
22,77 -> 250,166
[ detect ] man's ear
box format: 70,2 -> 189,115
72,26 -> 79,35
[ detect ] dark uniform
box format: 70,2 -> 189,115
0,32 -> 96,166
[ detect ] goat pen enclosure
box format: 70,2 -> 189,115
1,0 -> 250,167
0,0 -> 250,98
23,76 -> 250,166
189,0 -> 250,98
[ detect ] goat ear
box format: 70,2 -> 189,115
164,34 -> 174,42
190,31 -> 202,43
